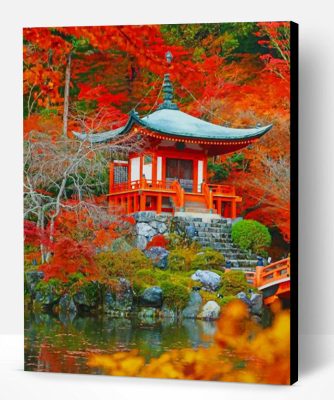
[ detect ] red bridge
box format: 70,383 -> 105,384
244,258 -> 290,306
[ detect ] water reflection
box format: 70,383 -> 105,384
24,312 -> 216,374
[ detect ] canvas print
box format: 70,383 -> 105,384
24,22 -> 298,384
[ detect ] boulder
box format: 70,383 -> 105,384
25,271 -> 44,295
185,225 -> 197,238
110,237 -> 132,252
136,222 -> 156,238
155,214 -> 168,222
182,291 -> 202,319
134,211 -> 156,223
236,291 -> 252,307
191,270 -> 221,291
250,292 -> 263,315
59,294 -> 77,316
73,282 -> 99,309
197,301 -> 220,320
157,222 -> 168,234
136,235 -> 148,250
149,220 -> 159,229
34,281 -> 61,307
140,286 -> 163,308
160,305 -> 176,319
103,290 -> 116,314
145,246 -> 169,270
115,278 -> 133,311
138,307 -> 157,319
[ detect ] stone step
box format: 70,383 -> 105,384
184,207 -> 217,214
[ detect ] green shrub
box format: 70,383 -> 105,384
95,249 -> 152,281
34,278 -> 64,304
231,219 -> 271,256
167,232 -> 194,250
220,270 -> 249,296
160,282 -> 189,310
191,248 -> 225,270
168,247 -> 196,272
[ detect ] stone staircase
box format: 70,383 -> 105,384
173,215 -> 258,268
183,200 -> 216,214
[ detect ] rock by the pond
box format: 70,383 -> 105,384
34,289 -> 60,308
25,271 -> 44,295
138,307 -> 157,319
73,282 -> 99,309
136,222 -> 156,238
103,290 -> 115,313
140,286 -> 163,308
59,294 -> 77,315
103,280 -> 133,315
182,291 -> 202,319
185,225 -> 197,238
250,292 -> 263,315
197,301 -> 221,320
110,237 -> 132,252
236,291 -> 252,307
191,270 -> 221,291
136,235 -> 148,250
115,278 -> 133,311
160,305 -> 176,319
145,246 -> 169,270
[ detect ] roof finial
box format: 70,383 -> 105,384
158,51 -> 178,110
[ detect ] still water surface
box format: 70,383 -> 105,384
24,312 -> 216,374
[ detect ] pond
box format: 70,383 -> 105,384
24,312 -> 216,375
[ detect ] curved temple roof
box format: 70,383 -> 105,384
73,108 -> 272,144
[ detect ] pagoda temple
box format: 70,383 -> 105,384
74,53 -> 272,218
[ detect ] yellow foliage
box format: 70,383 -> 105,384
87,300 -> 290,384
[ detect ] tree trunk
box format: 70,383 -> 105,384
62,52 -> 72,138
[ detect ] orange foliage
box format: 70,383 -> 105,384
88,300 -> 290,384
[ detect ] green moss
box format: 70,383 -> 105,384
231,219 -> 271,256
191,248 -> 225,270
95,249 -> 152,281
160,282 -> 189,310
220,270 -> 250,296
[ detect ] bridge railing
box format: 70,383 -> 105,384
255,258 -> 290,289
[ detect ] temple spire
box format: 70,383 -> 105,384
158,51 -> 178,110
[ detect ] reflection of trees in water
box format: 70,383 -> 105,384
24,312 -> 217,372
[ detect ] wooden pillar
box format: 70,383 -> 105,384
134,194 -> 139,212
193,159 -> 198,193
139,154 -> 144,180
128,156 -> 132,186
109,162 -> 114,192
203,156 -> 208,183
140,193 -> 146,211
121,196 -> 125,214
152,153 -> 158,184
108,196 -> 113,214
162,156 -> 166,182
127,195 -> 131,214
157,195 -> 162,214
231,200 -> 237,219
217,199 -> 222,216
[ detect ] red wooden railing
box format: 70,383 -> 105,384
202,182 -> 213,211
172,180 -> 185,209
208,184 -> 236,196
109,179 -> 186,215
241,258 -> 290,290
255,258 -> 290,289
